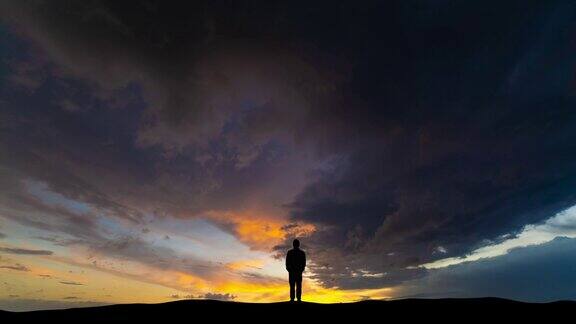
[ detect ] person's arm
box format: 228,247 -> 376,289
303,252 -> 306,271
285,251 -> 290,271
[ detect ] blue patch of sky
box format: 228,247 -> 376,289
145,217 -> 267,264
24,180 -> 92,215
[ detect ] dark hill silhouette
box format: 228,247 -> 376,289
1,298 -> 574,321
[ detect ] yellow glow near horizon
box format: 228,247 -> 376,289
0,210 -> 386,309
0,255 -> 177,304
1,252 -> 393,306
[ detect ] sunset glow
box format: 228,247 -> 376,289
3,0 -> 576,312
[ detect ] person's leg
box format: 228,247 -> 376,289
296,273 -> 302,301
289,272 -> 295,301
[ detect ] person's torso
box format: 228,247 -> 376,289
287,249 -> 305,271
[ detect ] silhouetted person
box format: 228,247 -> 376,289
286,239 -> 306,302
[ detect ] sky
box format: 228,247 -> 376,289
2,0 -> 576,311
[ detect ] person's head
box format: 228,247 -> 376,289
292,239 -> 300,249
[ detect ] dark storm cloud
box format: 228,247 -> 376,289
398,237 -> 576,302
0,247 -> 53,255
285,0 -> 576,288
0,0 -> 344,153
1,0 -> 576,293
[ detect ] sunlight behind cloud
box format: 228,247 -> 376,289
422,205 -> 576,269
204,210 -> 316,250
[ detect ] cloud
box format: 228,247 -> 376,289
0,247 -> 53,255
0,1 -> 343,155
168,293 -> 237,302
0,4 -> 327,285
38,274 -> 54,279
202,293 -> 236,301
169,294 -> 194,299
0,264 -> 30,271
0,174 -> 224,284
1,0 -> 576,298
424,205 -> 576,269
59,281 -> 83,286
282,1 -> 576,288
398,237 -> 576,302
0,172 -> 130,245
204,210 -> 291,250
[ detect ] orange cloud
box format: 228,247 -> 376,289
204,210 -> 315,250
235,219 -> 284,248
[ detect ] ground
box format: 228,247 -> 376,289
1,298 -> 574,322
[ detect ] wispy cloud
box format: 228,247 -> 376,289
0,264 -> 30,271
0,247 -> 53,255
59,281 -> 84,286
